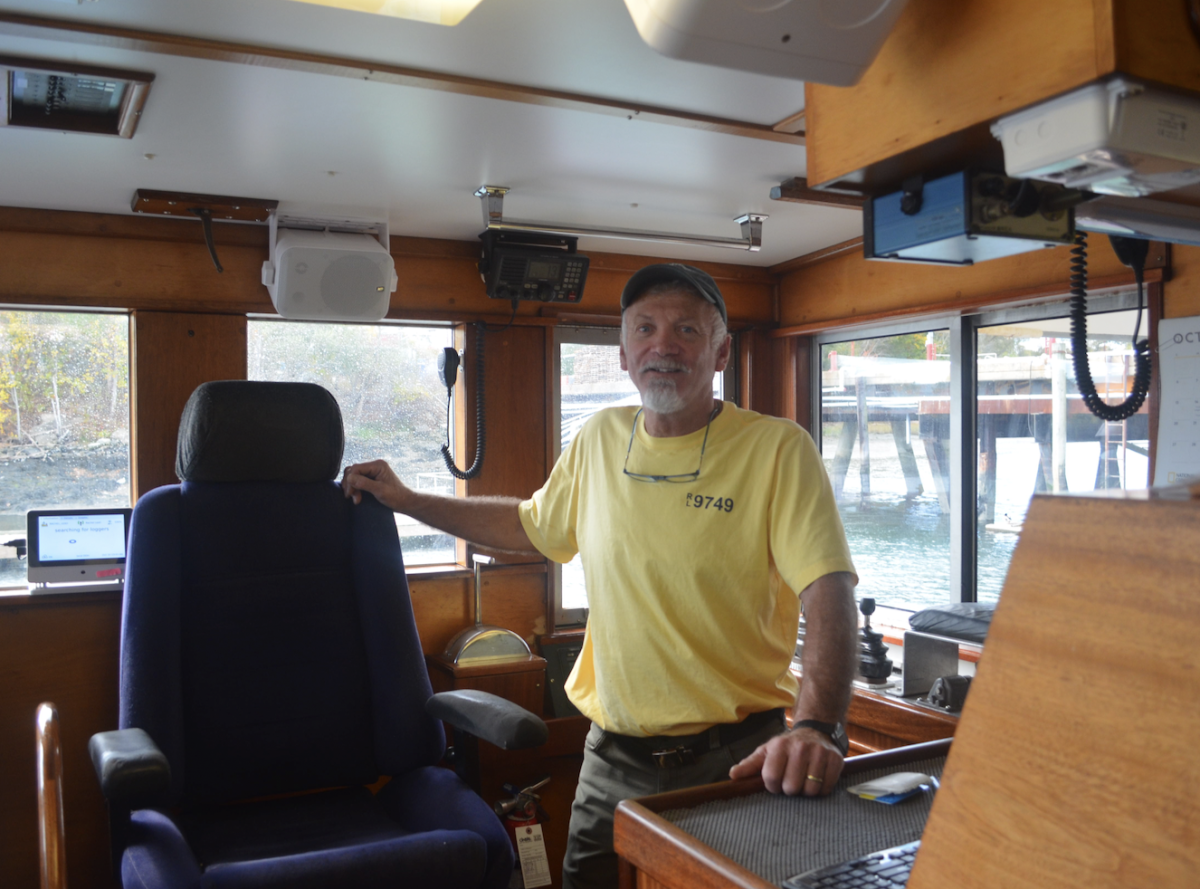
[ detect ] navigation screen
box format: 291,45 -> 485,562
528,260 -> 560,281
37,513 -> 127,562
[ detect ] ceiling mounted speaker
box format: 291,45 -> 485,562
262,217 -> 398,321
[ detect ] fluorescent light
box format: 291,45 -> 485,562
1075,195 -> 1200,247
284,0 -> 486,26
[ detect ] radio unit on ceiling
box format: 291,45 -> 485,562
478,230 -> 589,303
864,170 -> 1075,265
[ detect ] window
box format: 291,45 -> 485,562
0,310 -> 131,589
248,319 -> 457,566
552,326 -> 734,625
819,329 -> 951,612
973,302 -> 1149,602
815,292 -> 1149,612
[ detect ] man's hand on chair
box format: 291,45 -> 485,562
342,460 -> 412,511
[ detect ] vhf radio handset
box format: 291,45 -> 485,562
439,325 -> 485,480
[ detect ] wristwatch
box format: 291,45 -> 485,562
793,719 -> 849,756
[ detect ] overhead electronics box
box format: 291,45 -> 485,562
262,214 -> 398,321
992,78 -> 1200,198
478,230 -> 589,303
622,0 -> 908,85
864,170 -> 1074,265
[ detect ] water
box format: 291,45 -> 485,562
830,432 -> 1147,612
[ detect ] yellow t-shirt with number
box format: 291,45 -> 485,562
518,402 -> 856,737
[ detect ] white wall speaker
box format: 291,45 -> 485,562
262,222 -> 398,321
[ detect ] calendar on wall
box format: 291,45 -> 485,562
1154,316 -> 1200,486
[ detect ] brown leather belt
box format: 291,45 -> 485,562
605,708 -> 785,768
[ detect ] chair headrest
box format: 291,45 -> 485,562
176,381 -> 345,483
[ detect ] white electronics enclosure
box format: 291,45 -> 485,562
261,214 -> 398,321
26,507 -> 132,593
992,78 -> 1200,197
622,0 -> 908,85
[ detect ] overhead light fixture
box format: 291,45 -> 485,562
476,185 -> 765,252
1,55 -> 153,139
282,0 -> 485,26
1075,194 -> 1200,247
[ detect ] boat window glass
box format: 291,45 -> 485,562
819,329 -> 952,612
815,292 -> 1150,613
248,319 -> 457,567
975,308 -> 1149,602
0,310 -> 131,590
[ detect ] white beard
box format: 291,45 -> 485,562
641,379 -> 687,414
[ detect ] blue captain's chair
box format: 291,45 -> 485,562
88,380 -> 545,889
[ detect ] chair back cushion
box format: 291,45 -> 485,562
120,382 -> 445,806
176,381 -> 344,483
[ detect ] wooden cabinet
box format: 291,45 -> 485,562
426,651 -> 548,715
806,0 -> 1200,193
426,652 -> 588,889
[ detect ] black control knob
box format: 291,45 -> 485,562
857,597 -> 893,684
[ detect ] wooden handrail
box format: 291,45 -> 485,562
36,702 -> 66,889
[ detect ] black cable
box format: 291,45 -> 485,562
188,207 -> 224,273
1068,231 -> 1152,422
441,321 -> 485,480
482,298 -> 519,333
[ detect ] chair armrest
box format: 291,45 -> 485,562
88,728 -> 171,808
426,690 -> 549,750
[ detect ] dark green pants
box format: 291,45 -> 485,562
561,718 -> 785,889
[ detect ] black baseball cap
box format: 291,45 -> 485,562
620,263 -> 727,325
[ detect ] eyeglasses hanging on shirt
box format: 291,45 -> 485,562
622,404 -> 718,484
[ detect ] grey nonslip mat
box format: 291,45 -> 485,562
661,756 -> 945,887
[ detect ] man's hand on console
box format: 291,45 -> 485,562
728,726 -> 844,796
341,460 -> 412,511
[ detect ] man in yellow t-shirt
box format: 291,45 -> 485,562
343,263 -> 858,889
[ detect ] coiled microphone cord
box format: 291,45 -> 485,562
1068,231 -> 1152,422
442,322 -> 485,480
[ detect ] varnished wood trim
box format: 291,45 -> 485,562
847,692 -> 959,746
768,238 -> 863,277
36,703 -> 66,889
616,798 -> 777,889
0,12 -> 803,146
772,110 -> 806,134
0,204 -> 270,246
405,562 -> 548,581
770,268 -> 1164,337
770,178 -> 866,209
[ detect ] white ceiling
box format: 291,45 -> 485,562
0,0 -> 865,266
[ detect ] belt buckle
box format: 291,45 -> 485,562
650,745 -> 696,768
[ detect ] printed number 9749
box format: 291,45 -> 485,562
686,493 -> 734,512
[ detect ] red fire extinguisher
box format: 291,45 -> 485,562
503,798 -> 540,849
495,776 -> 551,888
495,776 -> 550,847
